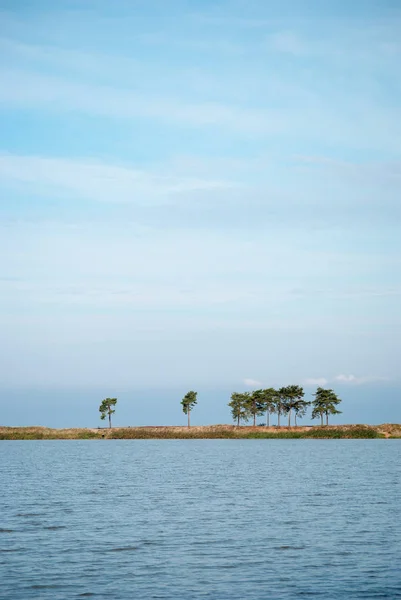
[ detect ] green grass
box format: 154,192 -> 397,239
111,425 -> 383,439
110,428 -> 238,439
305,426 -> 382,439
241,426 -> 382,439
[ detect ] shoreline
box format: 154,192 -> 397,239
1,424 -> 400,440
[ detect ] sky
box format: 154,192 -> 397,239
1,0 -> 400,427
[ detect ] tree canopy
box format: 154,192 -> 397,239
99,398 -> 117,428
280,385 -> 309,427
181,391 -> 198,427
228,392 -> 251,426
312,387 -> 342,425
227,385 -> 341,427
247,389 -> 266,426
259,388 -> 278,426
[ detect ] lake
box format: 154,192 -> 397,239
1,440 -> 400,599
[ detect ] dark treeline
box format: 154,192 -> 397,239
228,386 -> 342,427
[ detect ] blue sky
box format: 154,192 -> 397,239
1,0 -> 400,426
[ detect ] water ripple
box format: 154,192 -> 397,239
0,439 -> 400,599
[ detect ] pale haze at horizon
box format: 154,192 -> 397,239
1,0 -> 400,427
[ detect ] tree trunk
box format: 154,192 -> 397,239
295,413 -> 297,427
278,410 -> 281,427
288,410 -> 291,427
237,415 -> 240,426
188,409 -> 190,428
326,412 -> 329,426
321,413 -> 323,426
253,413 -> 256,427
109,411 -> 111,428
266,411 -> 269,427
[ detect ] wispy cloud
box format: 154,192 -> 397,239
0,68 -> 291,136
334,374 -> 389,385
304,377 -> 328,386
295,155 -> 401,187
0,153 -> 233,204
235,374 -> 390,389
268,31 -> 307,55
304,375 -> 390,387
243,379 -> 262,388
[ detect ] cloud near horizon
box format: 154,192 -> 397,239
334,374 -> 390,385
304,378 -> 329,387
303,375 -> 390,387
243,379 -> 263,388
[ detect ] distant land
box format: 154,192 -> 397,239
1,424 -> 401,440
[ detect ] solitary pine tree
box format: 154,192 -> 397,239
99,397 -> 117,428
181,391 -> 197,427
312,388 -> 342,426
228,392 -> 251,426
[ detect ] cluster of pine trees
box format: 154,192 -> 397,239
180,387 -> 342,428
228,386 -> 342,427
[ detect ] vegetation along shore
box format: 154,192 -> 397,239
2,386 -> 400,439
96,385 -> 343,432
1,424 -> 401,440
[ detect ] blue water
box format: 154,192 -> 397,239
1,440 -> 400,599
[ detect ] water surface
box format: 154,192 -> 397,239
1,440 -> 400,599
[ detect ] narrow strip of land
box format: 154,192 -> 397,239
1,424 -> 400,440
